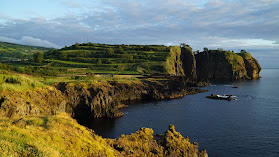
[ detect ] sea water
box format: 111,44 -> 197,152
81,69 -> 279,157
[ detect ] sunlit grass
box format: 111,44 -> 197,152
0,74 -> 44,91
0,113 -> 117,157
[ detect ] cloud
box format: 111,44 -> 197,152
0,36 -> 60,48
0,0 -> 278,51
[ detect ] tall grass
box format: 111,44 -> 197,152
0,113 -> 117,157
0,74 -> 44,91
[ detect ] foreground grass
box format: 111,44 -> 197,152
0,73 -> 44,91
0,113 -> 117,157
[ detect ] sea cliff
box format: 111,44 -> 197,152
195,50 -> 261,81
0,77 -> 205,119
165,46 -> 261,81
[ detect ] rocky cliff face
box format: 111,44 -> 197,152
237,52 -> 261,79
0,87 -> 66,118
165,46 -> 197,81
165,46 -> 185,76
195,50 -> 261,81
181,47 -> 197,80
56,78 -> 205,119
0,78 -> 205,119
164,47 -> 260,81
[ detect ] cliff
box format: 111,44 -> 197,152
0,113 -> 207,156
165,46 -> 197,80
237,52 -> 261,79
163,46 -> 260,81
0,77 -> 205,119
181,46 -> 197,80
195,50 -> 261,81
165,46 -> 185,76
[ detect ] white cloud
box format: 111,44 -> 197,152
0,36 -> 60,48
0,0 -> 278,50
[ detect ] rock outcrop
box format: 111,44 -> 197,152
0,87 -> 66,118
0,78 -> 206,119
165,46 -> 197,81
165,46 -> 185,76
110,124 -> 208,157
0,113 -> 208,157
163,46 -> 260,81
55,78 -> 205,119
195,50 -> 261,81
181,46 -> 197,80
237,52 -> 261,79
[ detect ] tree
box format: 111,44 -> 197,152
106,48 -> 114,56
33,52 -> 44,64
58,51 -> 67,60
118,45 -> 123,52
180,43 -> 187,48
74,43 -> 79,49
20,54 -> 24,61
203,47 -> 208,52
97,59 -> 102,65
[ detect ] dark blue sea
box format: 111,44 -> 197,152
83,69 -> 279,157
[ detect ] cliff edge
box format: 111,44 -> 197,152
163,46 -> 260,81
195,50 -> 261,81
0,78 -> 205,119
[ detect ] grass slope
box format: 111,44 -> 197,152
0,73 -> 44,91
0,41 -> 54,61
0,113 -> 117,157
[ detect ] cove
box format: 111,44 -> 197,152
78,69 -> 279,157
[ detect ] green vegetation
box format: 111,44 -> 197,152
44,43 -> 171,74
0,42 -> 175,79
0,113 -> 207,157
237,50 -> 253,59
0,42 -> 53,61
0,113 -> 117,157
0,41 -> 254,85
0,74 -> 44,91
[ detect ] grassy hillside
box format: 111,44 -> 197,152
44,43 -> 172,75
0,42 -> 54,61
0,73 -> 44,91
0,113 -> 207,157
0,113 -> 118,156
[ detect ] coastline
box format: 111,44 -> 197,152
0,77 -> 209,156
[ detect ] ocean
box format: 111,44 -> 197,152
82,69 -> 279,157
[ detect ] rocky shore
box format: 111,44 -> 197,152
0,78 -> 209,156
0,77 -> 207,119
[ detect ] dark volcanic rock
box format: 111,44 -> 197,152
195,50 -> 261,81
181,47 -> 197,80
0,77 -> 206,119
55,78 -> 206,119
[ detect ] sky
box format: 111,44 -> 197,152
0,0 -> 279,68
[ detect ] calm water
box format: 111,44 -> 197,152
81,69 -> 279,157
